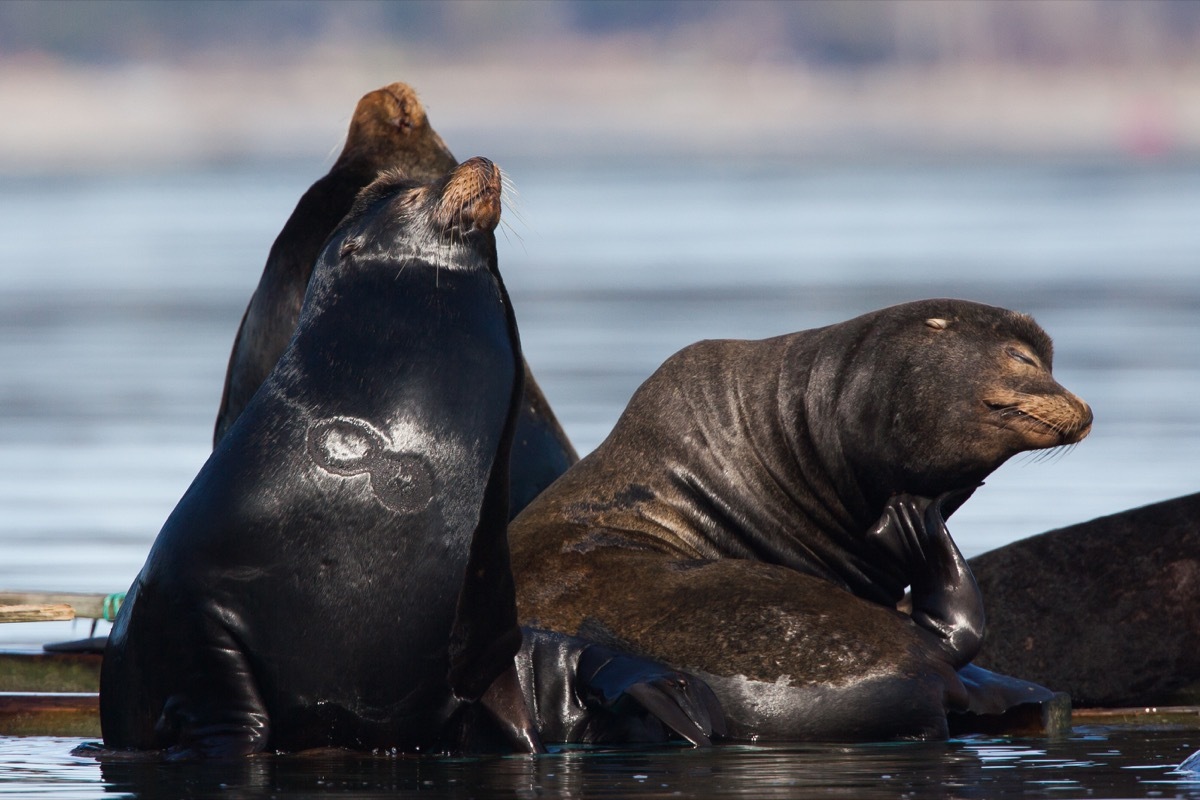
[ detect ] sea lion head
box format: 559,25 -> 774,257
819,299 -> 1092,505
341,81 -> 457,178
329,156 -> 503,272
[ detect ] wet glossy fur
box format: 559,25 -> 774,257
511,299 -> 1091,740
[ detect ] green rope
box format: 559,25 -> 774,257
102,592 -> 126,622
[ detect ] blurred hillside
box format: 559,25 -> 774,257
2,0 -> 1199,170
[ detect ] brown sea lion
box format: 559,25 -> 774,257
213,82 -> 576,515
101,159 -> 721,759
971,491 -> 1200,707
510,299 -> 1092,740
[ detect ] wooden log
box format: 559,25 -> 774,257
0,604 -> 74,623
0,692 -> 100,737
1073,705 -> 1200,728
0,592 -> 121,620
0,651 -> 102,693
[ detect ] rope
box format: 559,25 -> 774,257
102,592 -> 126,622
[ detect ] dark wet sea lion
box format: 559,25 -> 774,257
214,81 -> 577,515
103,158 -> 532,758
971,491 -> 1200,707
510,299 -> 1092,740
100,159 -> 720,758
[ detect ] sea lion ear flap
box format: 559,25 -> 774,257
925,318 -> 951,331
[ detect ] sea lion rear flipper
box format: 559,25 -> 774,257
577,643 -> 726,746
514,629 -> 725,746
948,663 -> 1071,736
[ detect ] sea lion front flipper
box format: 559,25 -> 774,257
873,490 -> 985,668
479,661 -> 545,754
576,643 -> 726,746
156,619 -> 270,760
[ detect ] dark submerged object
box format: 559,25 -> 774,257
511,299 -> 1093,740
214,81 -> 577,516
972,491 -> 1200,707
101,159 -> 719,758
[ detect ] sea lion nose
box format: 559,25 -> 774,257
1075,398 -> 1094,438
455,157 -> 501,194
437,157 -> 501,232
1060,390 -> 1093,442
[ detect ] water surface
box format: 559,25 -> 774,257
5,729 -> 1200,799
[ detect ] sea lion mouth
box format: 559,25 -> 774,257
984,392 -> 1093,447
434,157 -> 502,234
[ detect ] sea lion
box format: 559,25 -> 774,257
213,82 -> 458,445
971,491 -> 1200,707
101,159 -> 720,758
213,81 -> 577,516
510,299 -> 1093,740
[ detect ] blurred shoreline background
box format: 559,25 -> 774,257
2,0 -> 1200,171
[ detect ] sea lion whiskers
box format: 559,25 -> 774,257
497,168 -> 527,225
497,169 -> 528,251
1015,441 -> 1076,466
983,387 -> 1092,446
990,401 -> 1068,440
1038,442 -> 1078,464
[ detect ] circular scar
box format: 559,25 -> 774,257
307,417 -> 433,514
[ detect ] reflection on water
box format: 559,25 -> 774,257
3,730 -> 1200,799
0,159 -> 1198,795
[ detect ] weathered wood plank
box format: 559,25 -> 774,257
0,604 -> 74,623
0,651 -> 103,693
0,692 -> 100,737
1072,705 -> 1200,728
0,592 -> 120,620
